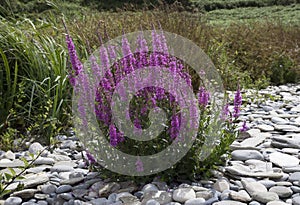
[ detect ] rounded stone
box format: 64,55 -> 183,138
4,197 -> 22,205
146,199 -> 160,205
289,172 -> 300,182
40,184 -> 57,194
184,198 -> 205,205
173,188 -> 196,203
231,150 -> 264,161
293,196 -> 300,205
269,186 -> 293,198
56,185 -> 72,194
252,191 -> 279,203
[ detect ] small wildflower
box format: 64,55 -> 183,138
240,121 -> 249,132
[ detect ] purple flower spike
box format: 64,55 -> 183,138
233,86 -> 242,118
221,103 -> 230,120
240,121 -> 249,132
198,87 -> 210,108
65,35 -> 83,86
86,151 -> 96,164
170,114 -> 180,140
109,124 -> 118,147
135,157 -> 144,172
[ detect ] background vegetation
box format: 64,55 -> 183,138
0,0 -> 299,153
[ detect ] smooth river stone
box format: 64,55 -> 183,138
257,124 -> 274,131
240,134 -> 270,147
225,164 -> 283,178
231,150 -> 264,161
269,152 -> 299,168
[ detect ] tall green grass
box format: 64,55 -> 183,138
0,17 -> 71,149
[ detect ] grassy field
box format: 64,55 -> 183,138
0,0 -> 299,150
205,4 -> 300,25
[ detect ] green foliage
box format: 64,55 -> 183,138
0,17 -> 71,147
270,55 -> 299,85
191,0 -> 298,11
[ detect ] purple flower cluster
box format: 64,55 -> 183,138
233,86 -> 242,118
240,121 -> 249,132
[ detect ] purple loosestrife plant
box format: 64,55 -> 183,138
66,28 -> 242,182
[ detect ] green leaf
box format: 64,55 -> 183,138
20,157 -> 29,167
4,173 -> 12,181
7,168 -> 16,176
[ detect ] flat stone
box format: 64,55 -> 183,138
173,188 -> 196,203
242,180 -> 267,196
47,154 -> 71,161
50,165 -> 74,172
60,177 -> 84,185
283,166 -> 300,172
269,186 -> 293,198
4,197 -> 22,205
56,185 -> 72,194
231,150 -> 264,161
252,191 -> 279,203
33,157 -> 55,165
240,134 -> 270,147
245,159 -> 273,172
269,152 -> 299,167
267,201 -> 289,205
226,164 -> 283,178
274,125 -> 300,132
271,135 -> 300,149
11,189 -> 38,199
72,189 -> 88,198
271,117 -> 289,125
98,182 -> 121,197
257,124 -> 274,131
7,173 -> 49,191
39,184 -> 57,194
212,201 -> 247,205
258,180 -> 276,188
0,159 -> 25,168
229,190 -> 251,202
184,198 -> 205,205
